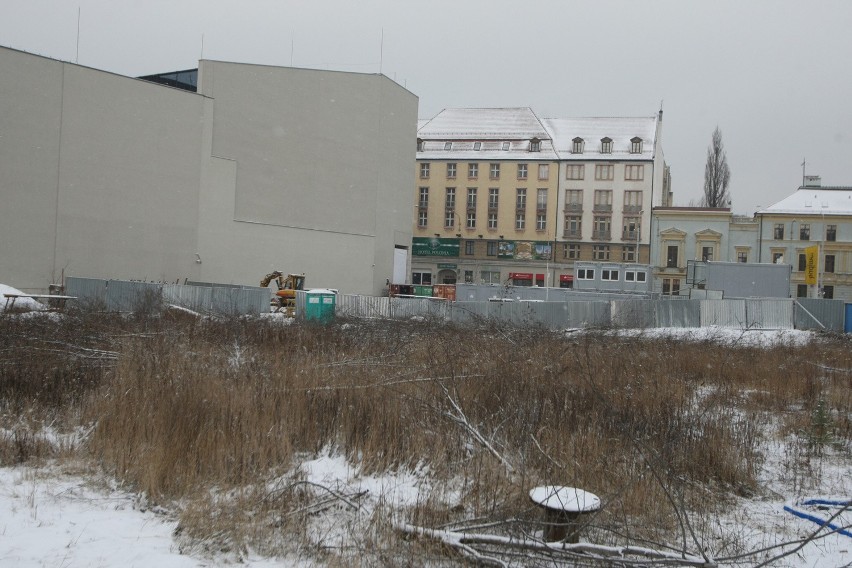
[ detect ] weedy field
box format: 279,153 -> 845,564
1,305 -> 850,567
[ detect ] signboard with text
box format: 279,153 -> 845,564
413,237 -> 460,257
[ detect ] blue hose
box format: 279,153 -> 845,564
783,503 -> 852,539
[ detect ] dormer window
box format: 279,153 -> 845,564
572,137 -> 584,154
630,137 -> 643,154
529,138 -> 541,152
502,141 -> 510,151
444,141 -> 453,151
417,138 -> 424,152
473,141 -> 482,151
600,137 -> 612,154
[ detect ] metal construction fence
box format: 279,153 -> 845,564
65,277 -> 270,316
64,277 -> 847,331
326,292 -> 846,332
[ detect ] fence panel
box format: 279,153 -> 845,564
655,299 -> 701,328
65,277 -> 107,307
794,299 -> 845,331
334,294 -> 390,319
746,299 -> 793,329
701,299 -> 747,328
611,300 -> 655,328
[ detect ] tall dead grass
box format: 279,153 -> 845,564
2,308 -> 851,561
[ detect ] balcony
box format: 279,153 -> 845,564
622,230 -> 640,241
593,204 -> 612,212
564,202 -> 583,213
563,229 -> 582,239
622,205 -> 642,214
592,230 -> 611,240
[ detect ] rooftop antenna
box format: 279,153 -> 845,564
801,158 -> 806,187
200,33 -> 204,60
75,6 -> 81,63
379,28 -> 384,74
290,37 -> 294,66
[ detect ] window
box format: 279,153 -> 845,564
623,217 -> 640,241
572,137 -> 584,154
516,188 -> 527,210
490,163 -> 500,179
625,165 -> 644,181
445,210 -> 455,228
577,268 -> 594,280
530,138 -> 541,152
412,271 -> 432,285
488,188 -> 499,209
602,269 -> 619,281
593,245 -> 610,260
737,250 -> 748,263
537,188 -> 547,210
501,141 -> 510,151
566,164 -> 585,180
624,190 -> 642,212
771,250 -> 785,264
701,246 -> 714,261
417,210 -> 427,227
538,164 -> 549,180
467,188 -> 477,209
825,254 -> 835,273
822,285 -> 834,299
798,253 -> 807,272
625,270 -> 647,283
593,190 -> 612,211
445,188 -> 456,208
417,139 -> 424,152
466,211 -> 476,229
418,187 -> 429,208
797,284 -> 808,298
515,212 -> 526,229
595,164 -> 614,180
662,278 -> 681,296
517,164 -> 528,180
536,214 -> 546,231
666,245 -> 679,268
826,224 -> 837,241
464,270 -> 474,283
774,223 -> 784,240
564,244 -> 580,259
465,241 -> 474,255
566,189 -> 583,211
593,217 -> 611,240
630,137 -> 643,153
473,142 -> 482,151
488,213 -> 497,229
420,163 -> 430,179
468,163 -> 478,178
565,215 -> 582,238
446,163 -> 456,178
443,142 -> 452,151
600,137 -> 612,154
800,224 -> 810,240
622,245 -> 636,262
487,242 -> 498,256
481,270 -> 500,284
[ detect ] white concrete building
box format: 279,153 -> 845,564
0,46 -> 417,295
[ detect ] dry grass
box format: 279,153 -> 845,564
1,307 -> 850,564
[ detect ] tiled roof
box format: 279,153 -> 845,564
759,187 -> 852,216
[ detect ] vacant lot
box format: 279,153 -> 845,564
1,307 -> 850,566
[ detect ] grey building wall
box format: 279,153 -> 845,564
0,47 -> 416,296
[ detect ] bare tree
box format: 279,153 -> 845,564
702,126 -> 731,207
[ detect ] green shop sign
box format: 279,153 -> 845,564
498,240 -> 553,261
413,237 -> 460,257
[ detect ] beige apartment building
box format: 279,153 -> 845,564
413,108 -> 668,288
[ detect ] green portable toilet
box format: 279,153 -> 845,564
305,289 -> 336,323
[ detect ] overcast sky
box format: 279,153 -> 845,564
3,0 -> 851,214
